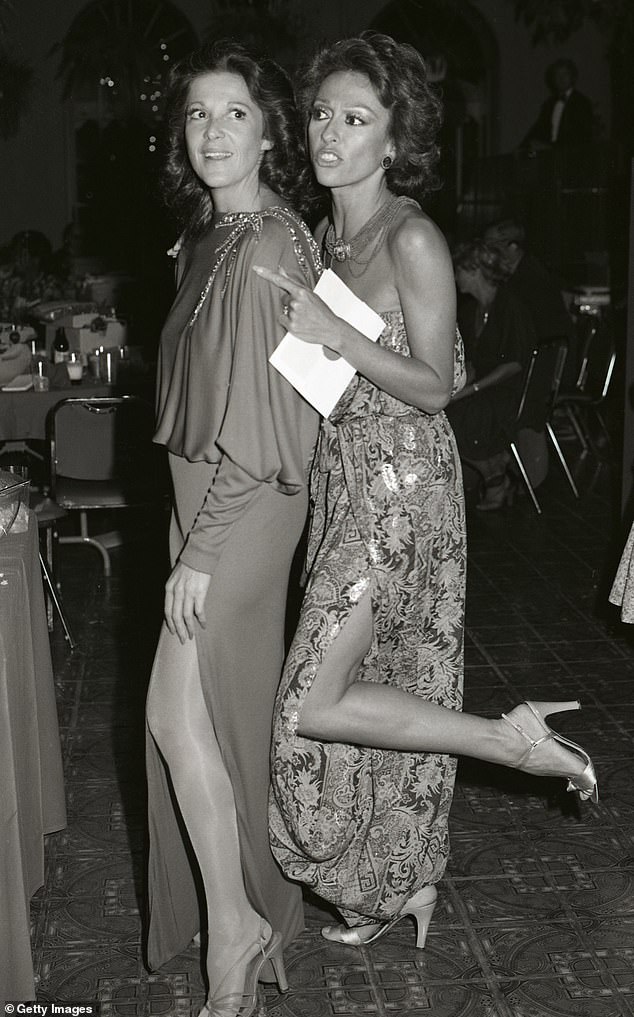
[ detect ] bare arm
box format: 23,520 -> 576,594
254,217 -> 456,415
345,217 -> 456,412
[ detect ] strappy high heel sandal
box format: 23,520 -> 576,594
321,884 -> 437,949
501,700 -> 598,803
201,922 -> 288,1017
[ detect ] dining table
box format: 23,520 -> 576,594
0,509 -> 66,1001
0,359 -> 155,445
0,371 -> 113,444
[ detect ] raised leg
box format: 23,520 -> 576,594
297,594 -> 592,786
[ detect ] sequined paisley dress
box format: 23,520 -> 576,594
269,310 -> 466,924
610,521 -> 634,623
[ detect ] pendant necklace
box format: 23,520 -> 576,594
324,194 -> 406,274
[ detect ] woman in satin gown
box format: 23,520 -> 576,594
258,32 -> 598,949
144,41 -> 320,1017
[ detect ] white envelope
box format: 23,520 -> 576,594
269,268 -> 385,417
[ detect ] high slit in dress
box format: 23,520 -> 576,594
146,207 -> 321,968
269,310 -> 467,925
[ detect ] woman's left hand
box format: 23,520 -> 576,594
253,264 -> 342,351
164,561 -> 210,644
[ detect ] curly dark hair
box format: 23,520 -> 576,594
161,39 -> 313,239
297,31 -> 443,199
483,218 -> 526,250
546,58 -> 578,91
452,238 -> 512,287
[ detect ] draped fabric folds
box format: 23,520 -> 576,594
146,206 -> 321,970
154,207 -> 321,492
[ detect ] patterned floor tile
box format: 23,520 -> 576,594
502,976 -> 633,1017
35,945 -> 141,1005
451,875 -> 585,925
64,728 -> 146,781
54,784 -> 145,855
24,455 -> 634,1015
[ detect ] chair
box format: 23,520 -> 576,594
555,312 -> 616,457
47,396 -> 164,576
510,337 -> 579,514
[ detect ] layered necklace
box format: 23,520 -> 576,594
323,194 -> 407,274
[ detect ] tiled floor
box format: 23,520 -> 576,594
30,448 -> 634,1017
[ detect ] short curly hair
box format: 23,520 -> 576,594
161,39 -> 313,240
453,238 -> 511,287
297,31 -> 443,199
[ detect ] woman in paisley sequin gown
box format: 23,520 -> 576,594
258,32 -> 598,947
144,42 -> 320,1017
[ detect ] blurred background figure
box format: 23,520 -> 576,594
49,221 -> 84,281
0,325 -> 32,385
447,238 -> 535,509
483,218 -> 574,347
0,230 -> 67,323
520,58 -> 594,156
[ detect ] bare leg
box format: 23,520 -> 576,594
298,592 -> 589,781
146,627 -> 264,1013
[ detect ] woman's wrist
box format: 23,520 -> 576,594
333,320 -> 360,360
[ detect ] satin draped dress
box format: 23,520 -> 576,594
269,309 -> 467,926
146,207 -> 321,968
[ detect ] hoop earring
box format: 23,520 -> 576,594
381,155 -> 393,170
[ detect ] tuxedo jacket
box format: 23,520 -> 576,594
523,89 -> 594,148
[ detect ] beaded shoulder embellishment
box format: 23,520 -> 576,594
188,207 -> 322,327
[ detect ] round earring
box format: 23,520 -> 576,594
381,155 -> 393,170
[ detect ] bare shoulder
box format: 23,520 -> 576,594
388,203 -> 450,269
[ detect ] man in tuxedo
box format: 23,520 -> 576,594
521,59 -> 594,153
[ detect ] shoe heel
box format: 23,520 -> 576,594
268,936 -> 288,993
401,887 -> 437,949
527,700 -> 580,720
412,901 -> 436,949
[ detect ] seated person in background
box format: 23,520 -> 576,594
0,329 -> 32,386
446,239 -> 536,510
1,230 -> 66,321
49,222 -> 82,282
520,58 -> 594,155
483,218 -> 574,347
8,230 -> 52,285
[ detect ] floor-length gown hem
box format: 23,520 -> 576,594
270,311 -> 466,925
146,457 -> 306,969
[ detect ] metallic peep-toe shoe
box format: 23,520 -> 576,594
501,700 -> 598,803
321,885 -> 437,950
201,923 -> 287,1017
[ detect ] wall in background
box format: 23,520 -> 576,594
0,0 -> 610,251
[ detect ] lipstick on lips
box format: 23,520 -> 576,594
314,149 -> 340,167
